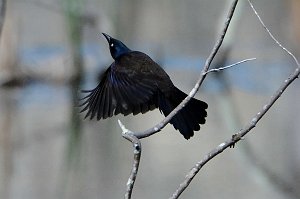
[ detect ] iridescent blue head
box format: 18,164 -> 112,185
102,33 -> 132,60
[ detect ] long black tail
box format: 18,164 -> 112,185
158,87 -> 208,139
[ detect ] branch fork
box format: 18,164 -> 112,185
117,0 -> 300,198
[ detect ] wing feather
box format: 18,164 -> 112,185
80,61 -> 160,120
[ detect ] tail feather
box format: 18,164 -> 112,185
158,87 -> 208,139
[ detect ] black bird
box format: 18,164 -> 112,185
80,33 -> 208,139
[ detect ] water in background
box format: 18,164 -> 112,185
0,0 -> 300,199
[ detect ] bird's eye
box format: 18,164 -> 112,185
110,43 -> 114,47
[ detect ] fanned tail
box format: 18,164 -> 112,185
158,87 -> 208,139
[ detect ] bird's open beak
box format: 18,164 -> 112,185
102,33 -> 111,43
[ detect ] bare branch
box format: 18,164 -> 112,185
170,2 -> 300,199
118,120 -> 142,199
170,141 -> 232,199
170,67 -> 300,199
205,57 -> 256,74
119,0 -> 239,197
248,0 -> 300,68
133,0 -> 240,139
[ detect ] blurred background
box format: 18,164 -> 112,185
0,0 -> 300,198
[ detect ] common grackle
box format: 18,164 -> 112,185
80,33 -> 208,139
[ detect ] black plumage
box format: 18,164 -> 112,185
80,33 -> 208,139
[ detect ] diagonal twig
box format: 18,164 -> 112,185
204,57 -> 256,74
248,0 -> 300,68
170,66 -> 300,199
119,1 -> 240,198
170,1 -> 300,199
134,0 -> 240,139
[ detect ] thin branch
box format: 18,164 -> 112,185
170,67 -> 300,199
205,57 -> 256,74
119,1 -> 239,197
116,57 -> 256,199
170,3 -> 300,199
118,120 -> 142,199
248,0 -> 300,68
134,0 -> 239,139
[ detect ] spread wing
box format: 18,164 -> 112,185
79,63 -> 159,120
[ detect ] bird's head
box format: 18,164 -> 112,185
102,33 -> 132,60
